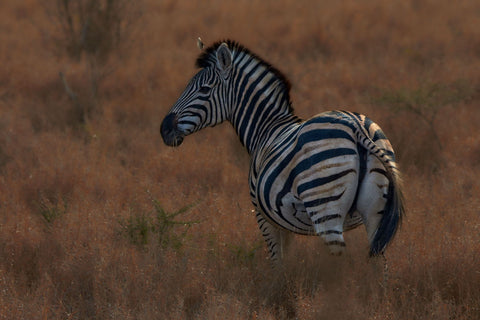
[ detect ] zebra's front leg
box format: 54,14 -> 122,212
255,211 -> 292,264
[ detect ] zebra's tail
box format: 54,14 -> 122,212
353,117 -> 405,256
369,172 -> 404,256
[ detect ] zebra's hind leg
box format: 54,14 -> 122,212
256,211 -> 292,264
307,207 -> 347,255
302,172 -> 358,255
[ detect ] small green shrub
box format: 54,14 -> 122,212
119,197 -> 199,250
37,195 -> 68,225
151,199 -> 199,249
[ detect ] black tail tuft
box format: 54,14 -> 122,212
369,180 -> 404,256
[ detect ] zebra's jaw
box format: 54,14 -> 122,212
160,113 -> 184,147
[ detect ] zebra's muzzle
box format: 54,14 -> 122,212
160,113 -> 184,147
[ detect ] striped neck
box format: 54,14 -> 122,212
229,75 -> 299,154
227,52 -> 300,154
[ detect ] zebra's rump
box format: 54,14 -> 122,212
251,110 -> 397,236
252,113 -> 365,234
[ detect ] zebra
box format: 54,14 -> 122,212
160,40 -> 404,262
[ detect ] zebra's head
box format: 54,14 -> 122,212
161,42 -> 234,147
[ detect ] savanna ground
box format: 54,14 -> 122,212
0,0 -> 479,319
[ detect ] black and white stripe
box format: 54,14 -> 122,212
161,40 -> 404,262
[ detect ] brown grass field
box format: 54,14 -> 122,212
1,0 -> 479,319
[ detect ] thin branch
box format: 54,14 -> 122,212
59,71 -> 77,101
59,71 -> 86,124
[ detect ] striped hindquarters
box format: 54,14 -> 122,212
340,111 -> 405,255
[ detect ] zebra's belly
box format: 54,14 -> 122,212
276,192 -> 315,234
259,191 -> 363,235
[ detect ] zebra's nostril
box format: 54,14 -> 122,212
161,113 -> 177,135
161,113 -> 184,146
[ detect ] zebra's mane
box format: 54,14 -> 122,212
196,40 -> 293,110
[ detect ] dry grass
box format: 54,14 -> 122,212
1,0 -> 480,319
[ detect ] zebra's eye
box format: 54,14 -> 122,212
199,86 -> 211,94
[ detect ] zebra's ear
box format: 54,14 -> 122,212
197,37 -> 204,50
216,43 -> 232,73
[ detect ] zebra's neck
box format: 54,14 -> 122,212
228,63 -> 300,154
